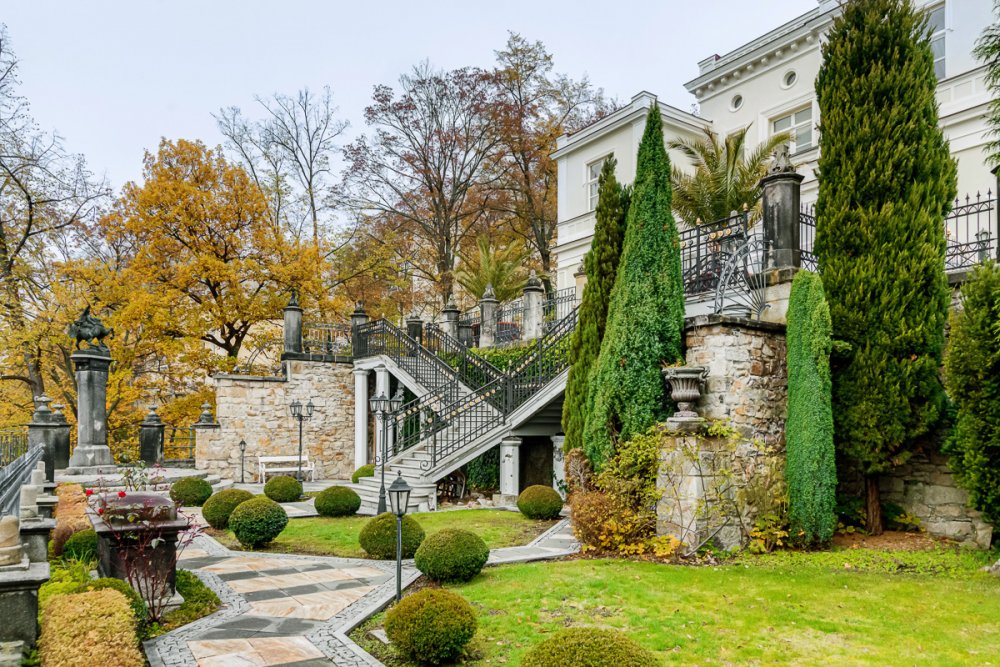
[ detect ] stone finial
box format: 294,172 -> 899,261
768,143 -> 795,174
19,487 -> 38,519
481,283 -> 497,302
525,270 -> 543,291
287,288 -> 300,309
51,403 -> 67,424
143,405 -> 163,425
353,301 -> 366,316
0,516 -> 21,566
574,261 -> 586,278
31,396 -> 54,424
444,294 -> 458,312
197,403 -> 215,425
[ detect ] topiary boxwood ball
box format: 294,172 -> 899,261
314,486 -> 361,517
62,528 -> 97,562
228,496 -> 288,548
201,488 -> 255,529
385,589 -> 477,665
351,464 -> 376,483
359,513 -> 425,559
170,477 -> 214,507
517,485 -> 563,520
414,529 -> 489,583
521,627 -> 659,667
263,475 -> 303,503
85,578 -> 148,630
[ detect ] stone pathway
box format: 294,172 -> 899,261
145,518 -> 577,666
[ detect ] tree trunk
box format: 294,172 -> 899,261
865,474 -> 883,535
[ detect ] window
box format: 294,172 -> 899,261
782,70 -> 797,88
772,106 -> 813,154
587,155 -> 612,211
730,94 -> 744,111
928,4 -> 945,80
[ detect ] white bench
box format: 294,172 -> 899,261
258,455 -> 315,482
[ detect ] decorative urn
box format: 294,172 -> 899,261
662,366 -> 709,418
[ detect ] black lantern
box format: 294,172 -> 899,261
388,471 -> 411,602
389,387 -> 404,413
369,392 -> 390,415
289,399 -> 302,418
370,391 -> 391,513
289,398 -> 314,482
238,439 -> 247,484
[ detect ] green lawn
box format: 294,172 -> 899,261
355,547 -> 1000,666
209,509 -> 557,558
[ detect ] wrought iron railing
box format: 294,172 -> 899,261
495,297 -> 524,346
946,191 -> 996,272
0,429 -> 30,469
355,319 -> 459,394
679,212 -> 751,294
544,287 -> 579,327
507,306 -> 577,412
165,426 -> 196,463
303,323 -> 353,356
423,324 -> 506,391
423,378 -> 507,469
800,205 -> 818,271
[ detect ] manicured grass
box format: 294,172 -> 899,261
355,547 -> 1000,665
209,509 -> 556,558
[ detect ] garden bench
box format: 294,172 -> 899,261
258,455 -> 315,483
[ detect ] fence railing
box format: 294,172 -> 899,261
800,205 -> 818,271
165,426 -> 196,463
495,297 -> 524,346
946,191 -> 996,272
0,428 -> 41,516
302,323 -> 353,356
679,212 -> 751,294
0,429 -> 30,469
543,287 -> 579,329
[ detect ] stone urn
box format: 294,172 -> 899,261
662,366 -> 709,419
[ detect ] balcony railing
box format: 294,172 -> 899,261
679,212 -> 750,294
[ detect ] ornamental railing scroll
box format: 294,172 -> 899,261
679,212 -> 751,294
945,190 -> 997,272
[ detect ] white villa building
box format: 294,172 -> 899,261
552,0 -> 996,292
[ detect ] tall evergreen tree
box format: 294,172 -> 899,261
562,158 -> 628,454
582,105 -> 685,468
815,0 -> 957,534
974,1 -> 1000,167
785,271 -> 837,546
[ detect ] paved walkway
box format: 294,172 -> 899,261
145,517 -> 577,667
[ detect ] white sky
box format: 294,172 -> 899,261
3,0 -> 817,190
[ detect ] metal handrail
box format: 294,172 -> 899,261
423,323 -> 506,391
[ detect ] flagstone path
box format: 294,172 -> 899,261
145,516 -> 577,667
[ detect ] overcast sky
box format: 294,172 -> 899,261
3,0 -> 816,189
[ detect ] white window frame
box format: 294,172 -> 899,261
586,154 -> 613,211
927,3 -> 946,80
771,105 -> 814,155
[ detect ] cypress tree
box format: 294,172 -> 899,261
562,158 -> 628,454
582,104 -> 685,468
785,271 -> 837,546
815,0 -> 957,534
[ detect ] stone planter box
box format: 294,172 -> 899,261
87,492 -> 188,611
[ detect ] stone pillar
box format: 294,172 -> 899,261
441,296 -> 460,340
139,406 -> 165,465
193,403 -> 221,474
283,290 -> 303,356
373,367 -> 390,459
760,145 -> 805,271
27,396 -> 67,482
521,271 -> 545,342
351,301 -> 370,358
67,348 -> 115,472
550,435 -> 566,498
498,436 -> 522,506
458,321 -> 474,348
479,284 -> 499,349
406,313 -> 423,345
574,261 -> 587,301
353,369 -> 369,469
0,514 -> 48,659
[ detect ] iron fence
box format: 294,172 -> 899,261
302,323 -> 353,356
494,297 -> 523,346
165,426 -> 196,463
945,191 -> 996,272
0,429 -> 29,469
679,212 -> 750,294
543,287 -> 579,328
800,205 -> 818,271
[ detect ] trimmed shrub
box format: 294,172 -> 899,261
39,559 -> 93,611
352,464 -> 376,484
384,589 -> 477,664
785,271 -> 837,546
85,578 -> 148,629
201,488 -> 255,529
39,589 -> 144,667
517,485 -> 563,520
414,529 -> 489,583
62,528 -> 97,562
359,513 -> 425,559
169,477 -> 213,507
521,627 -> 658,667
315,486 -> 361,517
264,475 -> 302,503
945,263 -> 1000,524
52,484 -> 90,557
228,497 -> 288,548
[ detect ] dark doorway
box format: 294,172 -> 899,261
519,436 -> 554,492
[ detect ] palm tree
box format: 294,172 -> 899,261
455,237 -> 531,302
668,125 -> 790,226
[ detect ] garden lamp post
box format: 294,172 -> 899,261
238,439 -> 247,483
370,392 -> 391,513
388,471 -> 411,603
289,398 -> 314,481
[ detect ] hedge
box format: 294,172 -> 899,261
39,589 -> 144,667
62,528 -> 97,562
466,446 -> 500,491
352,464 -> 376,483
52,484 -> 89,557
517,485 -> 563,520
169,477 -> 213,507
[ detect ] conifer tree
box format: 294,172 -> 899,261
815,0 -> 957,534
562,158 -> 628,454
582,105 -> 685,468
785,271 -> 837,546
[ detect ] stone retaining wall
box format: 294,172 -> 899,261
195,360 -> 356,481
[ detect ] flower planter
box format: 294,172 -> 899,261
87,492 -> 189,612
662,366 -> 709,419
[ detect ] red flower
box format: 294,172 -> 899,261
97,508 -> 104,514
118,491 -> 127,498
84,489 -> 93,496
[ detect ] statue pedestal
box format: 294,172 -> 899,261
67,349 -> 115,470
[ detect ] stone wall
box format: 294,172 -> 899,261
684,315 -> 788,447
196,359 -> 356,481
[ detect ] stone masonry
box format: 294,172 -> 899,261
196,360 -> 356,481
684,315 -> 788,447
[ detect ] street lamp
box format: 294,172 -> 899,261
388,471 -> 411,603
370,392 -> 391,513
238,439 -> 247,484
289,398 -> 314,481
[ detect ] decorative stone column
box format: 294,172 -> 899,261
66,343 -> 115,472
373,367 -> 390,458
48,403 -> 70,473
27,396 -> 66,482
0,514 -> 49,660
283,290 -> 303,356
521,271 -> 545,342
574,261 -> 587,301
441,295 -> 460,340
193,403 -> 221,475
479,284 -> 499,349
550,435 -> 566,498
353,368 -> 369,469
351,301 -> 369,357
406,313 -> 423,345
139,406 -> 165,465
497,436 -> 522,506
760,144 -> 804,271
